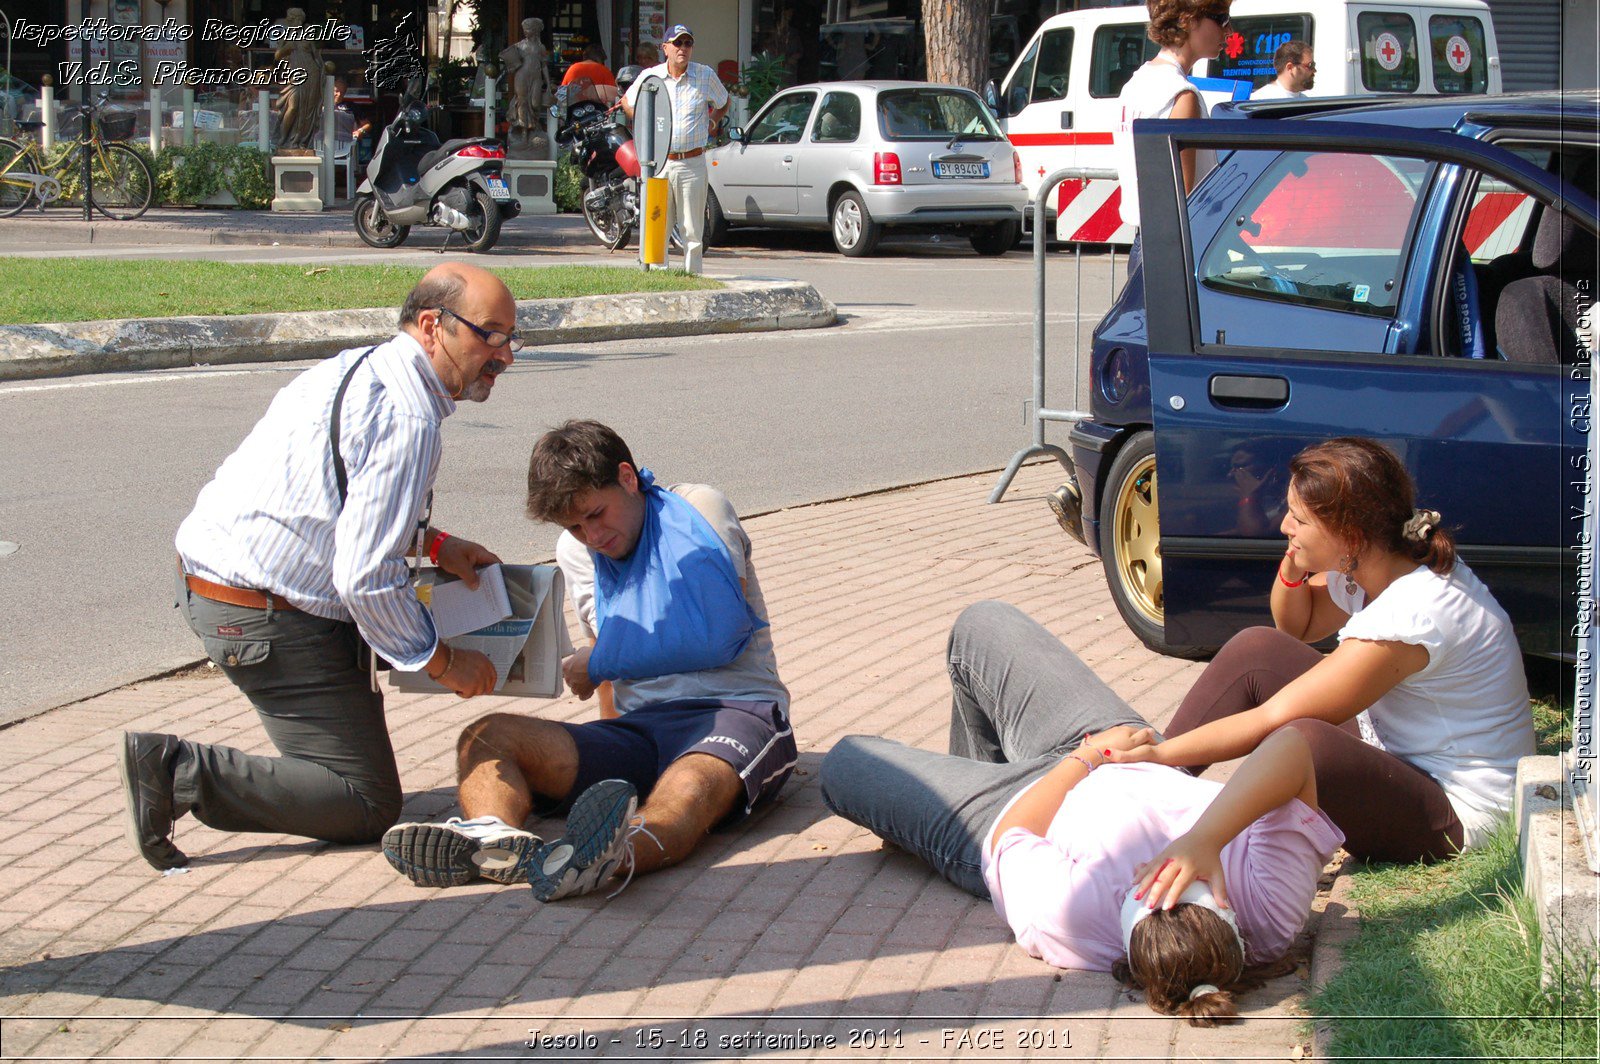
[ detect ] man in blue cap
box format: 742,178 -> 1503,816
622,23 -> 729,274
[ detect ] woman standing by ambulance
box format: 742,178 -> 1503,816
1112,0 -> 1234,272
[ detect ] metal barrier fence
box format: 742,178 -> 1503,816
989,166 -> 1124,504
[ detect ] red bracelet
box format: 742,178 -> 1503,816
428,531 -> 450,565
1278,565 -> 1306,588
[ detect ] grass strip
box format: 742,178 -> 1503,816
0,260 -> 721,325
1309,695 -> 1598,1060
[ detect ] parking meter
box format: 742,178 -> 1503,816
632,75 -> 672,267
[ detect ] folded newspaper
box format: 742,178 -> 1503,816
380,563 -> 573,698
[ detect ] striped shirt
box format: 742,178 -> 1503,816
176,333 -> 453,670
625,61 -> 729,153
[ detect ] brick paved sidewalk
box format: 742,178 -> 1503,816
0,208 -> 596,251
0,464 -> 1326,1062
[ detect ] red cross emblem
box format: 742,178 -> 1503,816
1381,40 -> 1397,63
1037,166 -> 1046,177
1450,42 -> 1466,65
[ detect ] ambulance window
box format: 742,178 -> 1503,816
1031,29 -> 1074,103
1005,37 -> 1039,115
1091,24 -> 1158,98
1430,16 -> 1488,94
1199,151 -> 1430,323
1210,15 -> 1312,90
1358,12 -> 1420,93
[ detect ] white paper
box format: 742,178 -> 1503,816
427,564 -> 512,639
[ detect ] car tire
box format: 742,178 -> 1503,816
831,190 -> 881,257
970,218 -> 1020,256
705,188 -> 729,245
1098,430 -> 1208,660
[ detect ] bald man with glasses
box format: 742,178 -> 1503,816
120,263 -> 520,872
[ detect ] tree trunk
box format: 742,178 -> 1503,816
922,0 -> 992,91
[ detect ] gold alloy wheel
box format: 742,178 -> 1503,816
1111,453 -> 1163,625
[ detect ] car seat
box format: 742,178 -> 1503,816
1494,209 -> 1597,364
818,112 -> 842,141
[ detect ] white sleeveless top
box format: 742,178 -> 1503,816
1113,58 -> 1215,228
1326,562 -> 1535,848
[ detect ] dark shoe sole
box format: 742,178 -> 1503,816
382,823 -> 480,887
118,732 -> 187,871
472,833 -> 543,885
527,779 -> 637,902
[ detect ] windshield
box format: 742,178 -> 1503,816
876,89 -> 1002,141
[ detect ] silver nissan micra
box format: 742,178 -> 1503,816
706,81 -> 1027,257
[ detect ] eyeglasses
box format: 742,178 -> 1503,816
668,38 -> 694,48
1208,14 -> 1233,29
434,306 -> 524,352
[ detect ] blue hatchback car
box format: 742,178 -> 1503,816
1056,91 -> 1598,660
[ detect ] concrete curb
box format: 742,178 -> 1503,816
1308,853 -> 1360,1061
0,279 -> 836,382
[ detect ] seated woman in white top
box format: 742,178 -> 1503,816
1110,437 -> 1535,862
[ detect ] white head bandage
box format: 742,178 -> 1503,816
1120,881 -> 1246,958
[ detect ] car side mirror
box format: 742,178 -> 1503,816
984,79 -> 1005,118
727,125 -> 746,144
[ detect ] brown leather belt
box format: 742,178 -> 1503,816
666,146 -> 705,161
184,572 -> 299,613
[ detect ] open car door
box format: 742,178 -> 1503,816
1131,117 -> 1597,657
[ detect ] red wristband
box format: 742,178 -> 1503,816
428,531 -> 450,565
1278,565 -> 1306,588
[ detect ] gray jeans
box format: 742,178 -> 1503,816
820,600 -> 1154,898
170,571 -> 402,844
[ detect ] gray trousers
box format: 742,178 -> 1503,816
820,600 -> 1154,898
171,573 -> 402,844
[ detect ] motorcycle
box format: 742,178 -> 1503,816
558,72 -> 687,253
353,82 -> 518,253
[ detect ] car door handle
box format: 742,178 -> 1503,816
782,155 -> 793,163
1209,374 -> 1288,407
1060,111 -> 1073,130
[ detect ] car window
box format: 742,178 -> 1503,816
1005,36 -> 1040,115
812,92 -> 861,143
1429,15 -> 1489,94
1031,28 -> 1074,103
1199,151 -> 1430,322
1464,174 -> 1536,264
747,92 -> 818,145
1358,12 -> 1420,93
877,89 -> 1003,140
1091,24 -> 1157,98
1208,15 -> 1313,90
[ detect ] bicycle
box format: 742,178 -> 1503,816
0,91 -> 153,220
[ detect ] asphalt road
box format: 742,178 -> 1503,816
0,228 -> 1124,722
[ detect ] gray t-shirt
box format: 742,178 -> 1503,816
556,483 -> 789,716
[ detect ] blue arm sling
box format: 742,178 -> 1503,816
588,469 -> 766,684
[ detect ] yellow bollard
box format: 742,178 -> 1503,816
641,177 -> 669,266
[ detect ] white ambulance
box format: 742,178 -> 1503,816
990,0 -> 1501,243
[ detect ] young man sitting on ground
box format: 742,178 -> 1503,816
382,420 -> 796,900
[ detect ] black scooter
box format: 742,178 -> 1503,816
353,84 -> 519,253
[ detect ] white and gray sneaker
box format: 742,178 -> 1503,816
526,779 -> 638,902
382,816 -> 542,887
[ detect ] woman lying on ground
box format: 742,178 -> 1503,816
820,600 -> 1344,1025
1109,437 -> 1534,862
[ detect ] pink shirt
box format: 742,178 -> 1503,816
981,762 -> 1343,971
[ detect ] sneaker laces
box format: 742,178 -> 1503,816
605,816 -> 662,900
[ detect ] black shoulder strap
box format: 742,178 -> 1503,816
330,346 -> 379,508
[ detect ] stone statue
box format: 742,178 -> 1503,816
499,17 -> 550,159
274,8 -> 325,154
